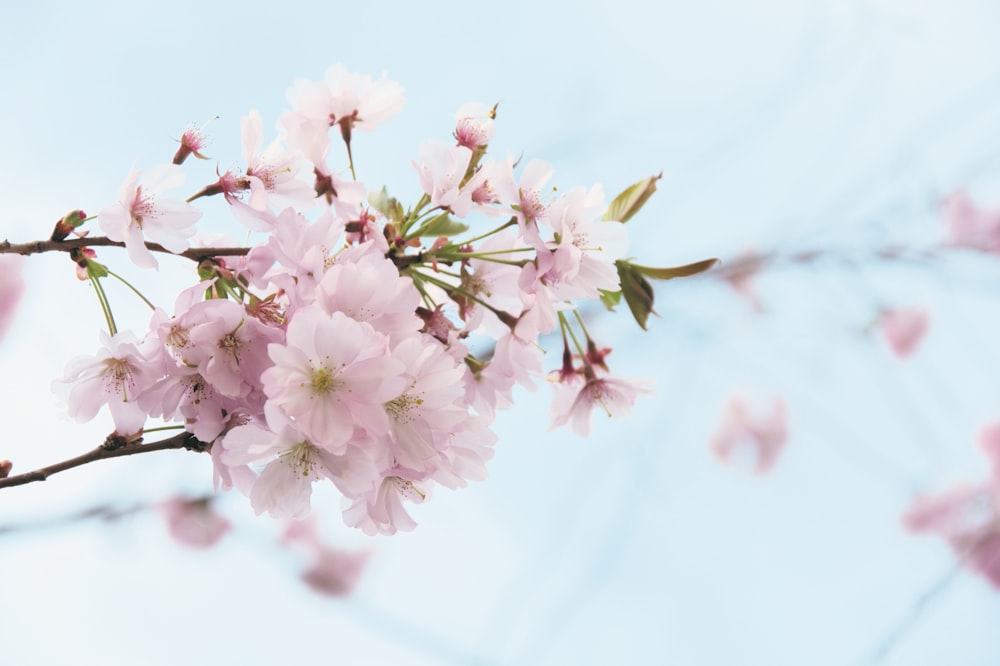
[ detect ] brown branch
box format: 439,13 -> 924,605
0,431 -> 209,490
0,236 -> 251,261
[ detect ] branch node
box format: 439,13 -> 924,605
102,433 -> 130,451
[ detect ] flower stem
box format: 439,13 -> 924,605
105,268 -> 156,311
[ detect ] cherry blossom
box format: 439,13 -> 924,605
158,496 -> 231,548
412,140 -> 474,216
98,164 -> 201,269
879,307 -> 930,359
0,255 -> 25,341
261,308 -> 406,452
710,396 -> 789,475
56,331 -> 159,436
281,517 -> 370,597
454,102 -> 496,149
550,372 -> 654,436
903,483 -> 1000,589
943,190 -> 1000,254
31,65 -> 689,539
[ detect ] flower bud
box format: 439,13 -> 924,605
50,209 -> 87,241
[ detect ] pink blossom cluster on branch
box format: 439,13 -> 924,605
13,65 -> 716,534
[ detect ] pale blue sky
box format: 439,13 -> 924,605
2,1 -> 1000,664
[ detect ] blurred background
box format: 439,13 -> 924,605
2,0 -> 999,663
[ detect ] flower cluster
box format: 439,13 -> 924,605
54,66 -> 713,534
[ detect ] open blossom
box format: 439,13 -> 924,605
376,336 -> 469,473
98,164 -> 201,269
221,404 -> 377,518
240,110 -> 314,217
261,308 -> 407,452
412,140 -> 474,216
314,250 -> 422,343
879,307 -> 930,359
56,330 -> 159,436
550,373 -> 654,436
344,472 -> 427,536
282,65 -> 404,160
542,185 -> 627,300
710,396 -> 789,475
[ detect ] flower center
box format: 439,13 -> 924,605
310,367 -> 341,394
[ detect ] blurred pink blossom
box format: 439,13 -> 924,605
710,396 -> 788,475
879,307 -> 930,359
0,255 -> 25,341
902,484 -> 1000,589
903,423 -> 1000,589
159,496 -> 231,549
979,421 -> 1000,490
281,517 -> 370,597
721,250 -> 765,312
943,190 -> 1000,254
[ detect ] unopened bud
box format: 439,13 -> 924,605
0,459 -> 11,478
50,209 -> 87,241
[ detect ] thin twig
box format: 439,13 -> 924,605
0,431 -> 209,490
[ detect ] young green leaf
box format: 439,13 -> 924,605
632,258 -> 719,280
599,288 -> 622,311
410,212 -> 470,238
603,173 -> 663,223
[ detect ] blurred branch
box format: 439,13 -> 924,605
0,431 -> 209,490
713,244 -> 943,282
0,236 -> 250,261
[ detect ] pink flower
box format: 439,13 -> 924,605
722,250 -> 765,312
282,65 -> 404,160
344,473 -> 427,536
172,121 -> 212,165
412,140 -> 474,216
281,517 -> 370,597
902,424 -> 1000,589
0,255 -> 25,341
315,250 -> 422,343
241,110 -> 314,216
159,496 -> 231,548
549,373 -> 654,436
221,405 -> 376,518
710,396 -> 789,475
56,331 -> 159,436
261,308 -> 406,453
376,336 -> 468,473
979,421 -> 1000,490
879,307 -> 930,359
943,190 -> 1000,254
903,483 -> 1000,589
454,102 -> 496,149
98,164 -> 201,269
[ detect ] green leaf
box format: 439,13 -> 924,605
616,261 -> 656,330
602,172 -> 662,223
613,257 -> 719,330
86,261 -> 109,280
632,258 -> 719,280
367,187 -> 404,224
598,289 -> 622,311
410,212 -> 470,238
